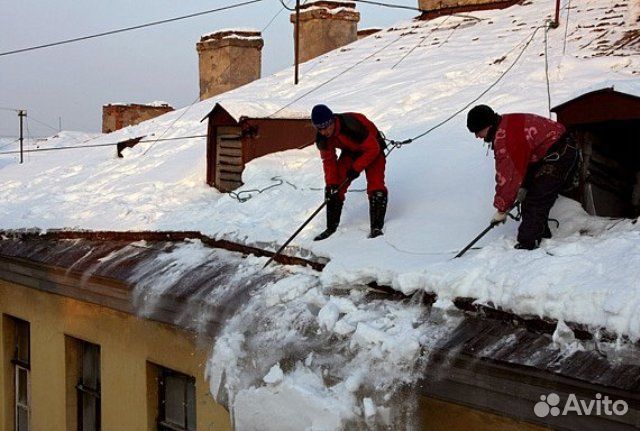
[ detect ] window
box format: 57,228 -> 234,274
66,337 -> 100,431
10,317 -> 30,431
158,368 -> 196,431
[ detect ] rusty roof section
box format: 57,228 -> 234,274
0,231 -> 294,335
0,229 -> 326,271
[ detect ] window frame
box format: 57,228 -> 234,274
13,364 -> 30,431
9,317 -> 30,431
75,340 -> 101,431
157,369 -> 196,431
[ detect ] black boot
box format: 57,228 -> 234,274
514,239 -> 540,250
368,190 -> 387,238
314,198 -> 343,241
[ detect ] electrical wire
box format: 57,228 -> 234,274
141,94 -> 202,156
278,0 -> 296,12
391,15 -> 452,69
544,21 -> 552,117
262,2 -> 288,32
0,134 -> 206,156
0,139 -> 19,151
563,0 -> 572,55
26,115 -> 59,132
0,0 -> 264,57
270,31 -> 407,117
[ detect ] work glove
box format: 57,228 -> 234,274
516,187 -> 528,204
324,185 -> 339,201
346,169 -> 360,181
490,211 -> 507,226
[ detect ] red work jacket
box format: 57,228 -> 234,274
316,113 -> 383,186
492,113 -> 566,212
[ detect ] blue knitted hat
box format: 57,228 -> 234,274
311,104 -> 334,129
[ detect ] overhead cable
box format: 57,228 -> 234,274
270,31 -> 407,116
0,0 -> 264,57
391,15 -> 452,69
0,134 -> 206,156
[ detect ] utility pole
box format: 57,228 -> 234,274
294,0 -> 300,85
58,116 -> 62,132
18,110 -> 26,164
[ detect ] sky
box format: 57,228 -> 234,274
0,0 -> 417,138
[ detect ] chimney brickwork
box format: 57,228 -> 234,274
291,1 -> 360,63
196,30 -> 264,101
102,103 -> 173,134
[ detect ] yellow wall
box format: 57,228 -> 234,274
418,396 -> 551,431
0,280 -> 231,431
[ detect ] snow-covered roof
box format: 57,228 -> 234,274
1,0 -> 639,341
3,1 -> 640,428
554,80 -> 640,107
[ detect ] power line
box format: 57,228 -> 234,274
141,94 -> 202,156
562,0 -> 572,55
0,0 -> 264,58
262,0 -> 292,32
0,139 -> 19,151
270,31 -> 408,116
0,134 -> 206,156
26,115 -> 59,132
391,15 -> 452,69
278,0 -> 296,12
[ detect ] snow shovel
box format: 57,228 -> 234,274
453,222 -> 500,258
454,203 -> 522,259
263,178 -> 349,269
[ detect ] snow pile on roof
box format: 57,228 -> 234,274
205,264 -> 461,430
0,0 -> 638,375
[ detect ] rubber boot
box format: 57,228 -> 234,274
368,190 -> 387,238
314,198 -> 343,241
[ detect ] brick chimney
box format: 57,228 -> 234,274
102,102 -> 173,133
291,1 -> 360,63
196,30 -> 264,101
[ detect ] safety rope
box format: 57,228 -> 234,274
383,22 -> 548,157
232,19 -> 550,203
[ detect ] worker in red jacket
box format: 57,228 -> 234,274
311,104 -> 388,240
467,105 -> 578,250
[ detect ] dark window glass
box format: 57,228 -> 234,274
159,370 -> 196,431
15,320 -> 29,365
77,341 -> 100,431
17,367 -> 28,404
16,406 -> 28,431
